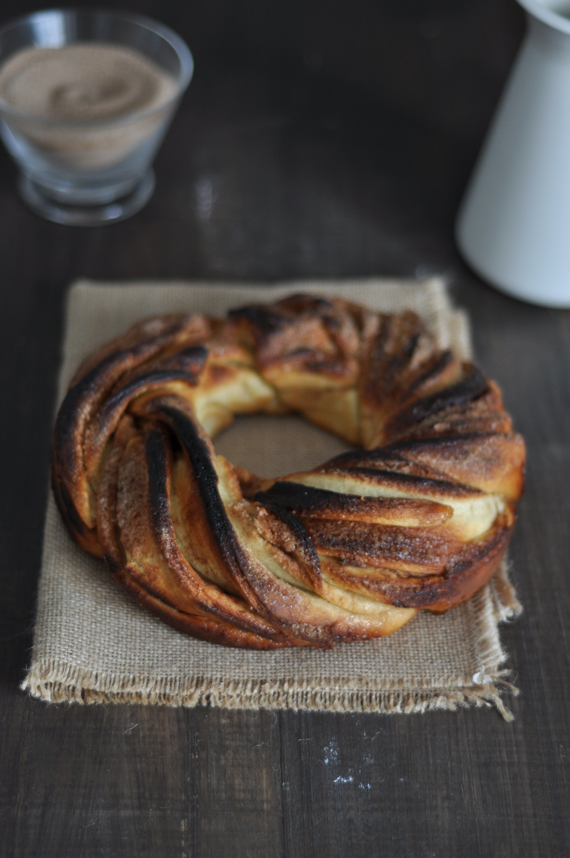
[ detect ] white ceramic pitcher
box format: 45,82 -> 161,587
456,0 -> 570,307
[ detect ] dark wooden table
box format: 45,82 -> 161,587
2,0 -> 569,855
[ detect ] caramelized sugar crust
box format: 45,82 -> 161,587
52,295 -> 525,648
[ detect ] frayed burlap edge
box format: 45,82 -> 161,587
21,674 -> 518,719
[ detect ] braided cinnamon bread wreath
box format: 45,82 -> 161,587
52,294 -> 525,650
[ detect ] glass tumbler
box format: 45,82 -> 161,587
0,8 -> 193,225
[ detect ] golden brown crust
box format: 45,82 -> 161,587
51,294 -> 525,647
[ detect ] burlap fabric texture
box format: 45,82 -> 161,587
22,277 -> 522,718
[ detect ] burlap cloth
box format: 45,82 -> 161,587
22,277 -> 522,718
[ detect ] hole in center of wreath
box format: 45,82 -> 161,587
214,413 -> 351,478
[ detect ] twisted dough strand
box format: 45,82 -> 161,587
52,295 -> 525,649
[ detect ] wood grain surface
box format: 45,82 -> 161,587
1,0 -> 568,855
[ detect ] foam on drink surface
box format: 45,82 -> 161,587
0,44 -> 178,170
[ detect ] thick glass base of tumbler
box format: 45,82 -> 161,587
18,170 -> 155,226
